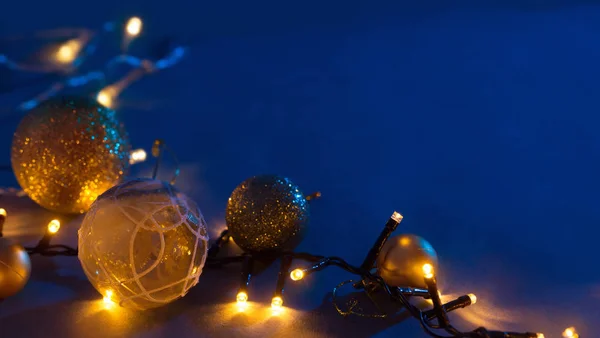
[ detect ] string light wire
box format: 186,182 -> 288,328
0,181 -> 554,337
1,17 -> 185,111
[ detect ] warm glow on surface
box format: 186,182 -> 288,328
221,301 -> 299,323
129,149 -> 147,164
126,17 -> 143,36
290,269 -> 304,281
0,208 -> 6,217
47,219 -> 60,234
399,237 -> 411,246
76,299 -> 130,329
271,296 -> 283,310
56,40 -> 81,64
537,334 -> 545,338
96,88 -> 114,108
422,263 -> 434,279
563,327 -> 578,338
468,293 -> 477,304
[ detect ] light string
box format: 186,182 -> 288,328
0,143 -> 564,337
1,16 -> 185,111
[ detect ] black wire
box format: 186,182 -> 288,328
26,247 -> 78,256
18,240 -> 534,337
13,221 -> 534,338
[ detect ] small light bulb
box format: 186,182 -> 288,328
422,263 -> 434,279
47,219 -> 60,234
129,149 -> 147,164
271,296 -> 283,310
0,208 -> 6,217
56,40 -> 81,64
290,269 -> 304,281
103,290 -> 114,304
562,327 -> 578,338
126,17 -> 143,36
468,293 -> 477,304
391,211 -> 403,222
537,334 -> 545,338
236,291 -> 248,311
97,88 -> 114,108
236,291 -> 248,304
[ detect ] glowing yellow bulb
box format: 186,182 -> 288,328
537,334 -> 545,338
290,269 -> 304,281
422,263 -> 434,279
271,296 -> 283,309
129,149 -> 147,164
468,293 -> 477,304
126,17 -> 143,36
97,88 -> 114,108
103,290 -> 114,304
563,327 -> 578,338
56,40 -> 81,64
0,208 -> 6,217
47,219 -> 60,234
236,291 -> 248,312
236,291 -> 248,304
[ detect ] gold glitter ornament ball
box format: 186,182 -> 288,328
376,234 -> 438,288
0,237 -> 32,299
78,178 -> 209,310
226,175 -> 310,253
11,97 -> 131,214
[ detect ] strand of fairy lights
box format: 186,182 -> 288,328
0,144 -> 579,338
1,208 -> 576,337
0,16 -> 185,111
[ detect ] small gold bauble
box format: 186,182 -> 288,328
78,178 -> 209,310
11,97 -> 131,214
226,175 -> 309,253
376,234 -> 438,288
0,237 -> 32,299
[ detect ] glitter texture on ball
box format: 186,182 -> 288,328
376,234 -> 438,288
11,97 -> 131,214
226,175 -> 309,253
78,178 -> 209,310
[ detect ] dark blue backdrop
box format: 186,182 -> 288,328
0,1 -> 596,337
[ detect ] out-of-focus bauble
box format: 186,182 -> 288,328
226,175 -> 309,253
11,97 -> 131,214
78,178 -> 209,310
0,237 -> 31,299
376,234 -> 438,288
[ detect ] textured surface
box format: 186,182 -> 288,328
0,2 -> 599,338
78,178 -> 209,310
226,175 -> 309,252
11,97 -> 131,214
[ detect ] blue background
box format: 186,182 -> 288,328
0,1 -> 597,337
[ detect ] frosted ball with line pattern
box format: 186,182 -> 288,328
78,178 -> 209,310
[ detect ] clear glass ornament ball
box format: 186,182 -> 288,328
78,178 -> 209,310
